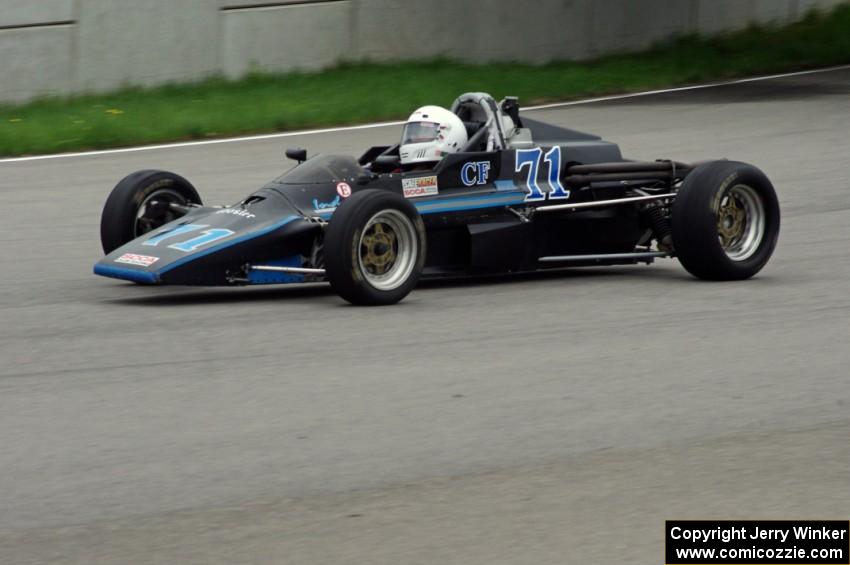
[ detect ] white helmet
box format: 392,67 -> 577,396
399,105 -> 467,165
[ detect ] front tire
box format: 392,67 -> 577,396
324,189 -> 426,305
672,160 -> 779,280
100,170 -> 202,254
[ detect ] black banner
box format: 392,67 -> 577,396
666,521 -> 849,564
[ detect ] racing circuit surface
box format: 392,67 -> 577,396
2,68 -> 849,564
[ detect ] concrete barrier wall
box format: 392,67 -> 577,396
221,1 -> 354,78
0,0 -> 844,104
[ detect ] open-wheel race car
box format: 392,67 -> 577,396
94,92 -> 780,305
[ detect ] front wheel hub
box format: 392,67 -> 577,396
357,210 -> 417,289
135,188 -> 189,237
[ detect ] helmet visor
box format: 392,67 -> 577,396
401,122 -> 440,144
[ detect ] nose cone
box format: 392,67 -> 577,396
94,190 -> 320,286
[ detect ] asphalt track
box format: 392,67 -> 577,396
1,68 -> 849,564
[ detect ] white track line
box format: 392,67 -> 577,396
522,63 -> 850,110
2,63 -> 849,164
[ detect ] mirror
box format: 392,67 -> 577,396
285,148 -> 307,163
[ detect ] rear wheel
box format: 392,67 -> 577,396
672,160 -> 779,280
100,170 -> 202,254
324,189 -> 425,305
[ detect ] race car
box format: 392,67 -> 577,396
94,92 -> 780,305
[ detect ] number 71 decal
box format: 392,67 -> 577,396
143,224 -> 235,252
515,147 -> 570,202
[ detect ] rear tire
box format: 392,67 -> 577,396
100,170 -> 202,254
672,160 -> 779,280
324,189 -> 426,305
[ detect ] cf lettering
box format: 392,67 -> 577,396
461,161 -> 491,187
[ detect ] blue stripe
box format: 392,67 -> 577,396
315,191 -> 526,219
93,264 -> 160,284
157,215 -> 300,275
415,191 -> 526,214
493,179 -> 519,191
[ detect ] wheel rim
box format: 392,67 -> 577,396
134,188 -> 188,237
357,209 -> 418,291
716,184 -> 765,261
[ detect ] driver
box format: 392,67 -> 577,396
399,106 -> 468,170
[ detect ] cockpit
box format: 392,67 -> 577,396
359,92 -> 532,173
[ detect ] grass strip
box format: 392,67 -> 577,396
1,4 -> 848,157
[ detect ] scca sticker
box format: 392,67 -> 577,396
402,175 -> 438,198
115,253 -> 159,267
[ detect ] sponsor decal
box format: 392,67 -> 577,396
312,195 -> 341,213
402,175 -> 439,198
115,253 -> 159,267
461,161 -> 492,186
336,182 -> 352,198
215,208 -> 256,219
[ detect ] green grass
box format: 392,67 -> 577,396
2,4 -> 849,157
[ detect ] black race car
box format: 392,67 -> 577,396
94,92 -> 780,305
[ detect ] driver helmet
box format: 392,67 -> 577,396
399,105 -> 467,166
